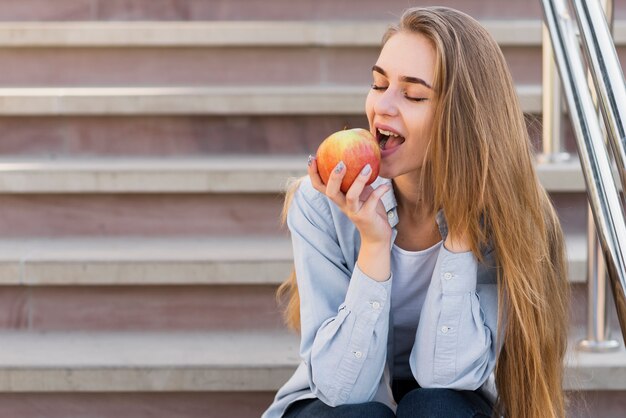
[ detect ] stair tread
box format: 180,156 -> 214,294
0,236 -> 292,285
0,155 -> 584,192
0,85 -> 541,115
0,236 -> 292,261
0,330 -> 298,367
0,20 -> 623,47
0,330 -> 619,391
0,233 -> 586,285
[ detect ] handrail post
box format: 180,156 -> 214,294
578,204 -> 620,351
539,26 -> 570,163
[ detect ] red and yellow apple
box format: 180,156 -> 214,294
316,128 -> 381,193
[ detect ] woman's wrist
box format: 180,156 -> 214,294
357,240 -> 391,282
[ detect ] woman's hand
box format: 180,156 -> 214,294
308,156 -> 392,281
308,157 -> 392,246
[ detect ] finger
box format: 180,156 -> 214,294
360,184 -> 390,214
307,155 -> 326,193
359,185 -> 375,202
324,161 -> 347,206
345,164 -> 373,213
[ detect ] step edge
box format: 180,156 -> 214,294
0,21 -> 624,47
0,155 -> 583,193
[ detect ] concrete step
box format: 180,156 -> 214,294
16,20 -> 622,50
1,20 -> 621,84
0,236 -> 292,285
0,85 -> 543,115
0,44 -> 548,88
0,157 -> 588,238
0,234 -> 585,286
0,330 -> 620,392
0,21 -> 623,87
0,234 -> 598,332
0,332 -> 626,418
0,156 -> 584,193
0,331 -> 620,417
0,233 -> 595,333
0,21 -> 563,47
0,325 -> 623,417
0,114 -> 557,158
0,330 -> 299,392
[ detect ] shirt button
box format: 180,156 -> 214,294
354,351 -> 363,358
441,326 -> 449,334
372,301 -> 381,310
387,211 -> 395,220
444,272 -> 453,280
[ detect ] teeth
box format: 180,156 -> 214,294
378,128 -> 400,137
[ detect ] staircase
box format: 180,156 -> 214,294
0,0 -> 624,417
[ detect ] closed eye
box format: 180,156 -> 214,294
406,96 -> 428,102
371,84 -> 428,102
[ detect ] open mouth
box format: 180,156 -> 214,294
377,128 -> 406,151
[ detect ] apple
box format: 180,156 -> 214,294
316,128 -> 381,193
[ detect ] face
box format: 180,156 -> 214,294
365,31 -> 437,180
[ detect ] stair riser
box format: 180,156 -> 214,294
567,391 -> 626,418
0,114 -> 572,157
570,283 -> 623,337
0,115 -> 367,156
0,46 -> 550,86
0,192 -> 584,237
0,392 -> 275,418
0,0 -> 550,21
5,0 -> 626,22
0,391 -> 619,418
0,285 -> 286,331
0,283 -> 607,332
0,194 -> 287,237
4,1 -> 626,21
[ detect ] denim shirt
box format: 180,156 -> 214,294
262,176 -> 499,418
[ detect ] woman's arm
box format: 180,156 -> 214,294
288,178 -> 392,406
410,244 -> 499,390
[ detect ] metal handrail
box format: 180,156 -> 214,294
579,0 -> 620,352
540,0 -> 626,346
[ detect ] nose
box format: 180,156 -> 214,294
372,88 -> 399,117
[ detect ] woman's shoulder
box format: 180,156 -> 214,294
288,176 -> 330,211
285,176 -> 335,228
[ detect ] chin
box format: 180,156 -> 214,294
378,166 -> 397,180
381,164 -> 422,181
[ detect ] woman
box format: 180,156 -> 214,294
263,6 -> 569,418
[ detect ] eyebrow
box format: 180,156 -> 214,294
372,65 -> 432,89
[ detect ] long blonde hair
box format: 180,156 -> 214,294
277,7 -> 570,418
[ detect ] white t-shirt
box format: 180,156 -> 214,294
391,240 -> 443,379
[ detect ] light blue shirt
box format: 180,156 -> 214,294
262,176 -> 500,418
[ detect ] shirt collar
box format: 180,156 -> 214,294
371,176 -> 397,213
372,176 -> 448,239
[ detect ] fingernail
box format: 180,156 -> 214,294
360,164 -> 372,176
307,155 -> 315,166
334,161 -> 345,174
